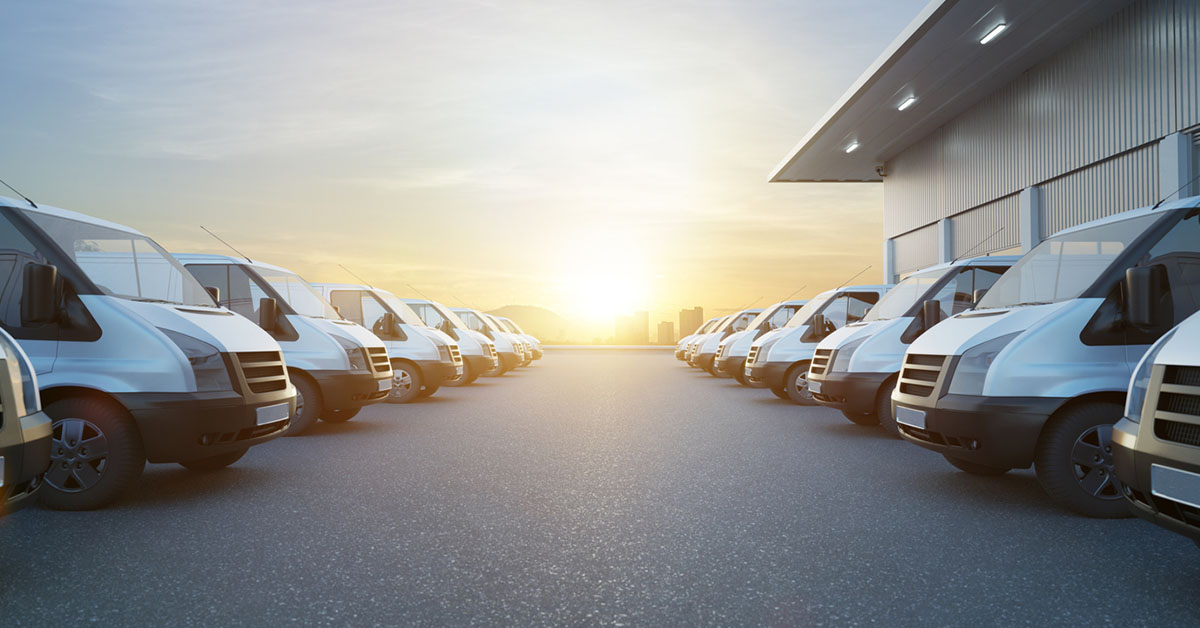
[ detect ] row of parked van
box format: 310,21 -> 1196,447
0,196 -> 541,515
678,195 -> 1200,546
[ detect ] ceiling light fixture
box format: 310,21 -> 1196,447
980,23 -> 1007,44
845,142 -> 860,153
897,97 -> 916,111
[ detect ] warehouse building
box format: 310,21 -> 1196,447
772,0 -> 1200,281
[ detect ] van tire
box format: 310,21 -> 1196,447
733,370 -> 748,386
841,410 -> 878,426
39,398 -> 145,511
785,363 -> 817,405
321,408 -> 360,423
1034,401 -> 1131,518
875,377 -> 900,438
943,455 -> 1010,476
711,365 -> 731,379
180,449 -> 247,471
770,386 -> 789,400
445,360 -> 474,387
286,374 -> 322,436
388,362 -> 422,403
418,383 -> 439,398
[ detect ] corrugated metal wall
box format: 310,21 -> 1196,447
891,224 -> 939,275
949,194 -> 1021,258
1039,144 -> 1160,235
885,0 -> 1200,273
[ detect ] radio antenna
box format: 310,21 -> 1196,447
837,265 -> 872,288
338,264 -> 371,287
406,283 -> 435,301
200,226 -> 252,263
449,293 -> 474,310
953,227 -> 1004,262
780,284 -> 808,301
1152,172 -> 1200,209
0,177 -> 36,208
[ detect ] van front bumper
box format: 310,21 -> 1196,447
415,359 -> 461,383
747,362 -> 789,390
717,356 -> 746,378
1113,418 -> 1200,542
311,370 -> 391,411
695,352 -> 716,371
0,411 -> 52,516
115,388 -> 295,464
810,371 -> 892,416
465,354 -> 495,375
894,394 -> 1064,469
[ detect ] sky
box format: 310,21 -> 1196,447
1,0 -> 929,340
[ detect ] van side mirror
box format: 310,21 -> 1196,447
332,305 -> 341,316
21,263 -> 59,326
205,286 -> 220,303
1126,265 -> 1165,329
809,314 -> 828,340
258,297 -> 278,332
381,312 -> 397,337
922,300 -> 942,330
973,289 -> 988,304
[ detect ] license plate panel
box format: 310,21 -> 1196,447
256,402 -> 290,426
895,406 -> 926,430
809,380 -> 822,395
1151,464 -> 1200,509
377,378 -> 391,392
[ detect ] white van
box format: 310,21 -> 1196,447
715,301 -> 807,384
677,317 -> 721,361
483,313 -> 530,367
808,257 -> 1017,434
405,298 -> 498,385
745,285 -> 892,403
451,308 -> 521,374
312,284 -> 462,403
496,316 -> 542,361
892,197 -> 1200,518
0,199 -> 295,510
1114,309 -> 1200,544
0,326 -> 51,515
177,255 -> 392,434
694,309 -> 761,375
686,315 -> 731,366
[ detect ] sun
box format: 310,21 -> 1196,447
555,238 -> 650,322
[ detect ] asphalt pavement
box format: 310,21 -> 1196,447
1,350 -> 1197,626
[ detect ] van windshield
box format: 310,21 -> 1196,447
28,212 -> 214,307
977,213 -> 1162,309
251,266 -> 339,319
785,293 -> 834,328
429,302 -> 470,330
375,291 -> 427,326
864,268 -> 945,321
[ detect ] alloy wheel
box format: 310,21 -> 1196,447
1071,424 -> 1120,500
46,418 -> 109,493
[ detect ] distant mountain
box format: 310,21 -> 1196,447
487,305 -> 573,343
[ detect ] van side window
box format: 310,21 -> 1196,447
330,291 -> 364,325
359,295 -> 388,332
1146,213 -> 1200,325
0,213 -> 48,331
185,264 -> 230,308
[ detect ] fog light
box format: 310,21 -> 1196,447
967,440 -> 980,451
199,434 -> 214,446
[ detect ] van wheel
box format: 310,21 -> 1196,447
286,374 -> 322,436
841,410 -> 878,426
40,398 -> 145,511
418,383 -> 439,398
875,377 -> 900,437
445,359 -> 474,387
770,386 -> 789,400
483,359 -> 504,377
733,370 -> 748,386
711,365 -> 731,378
388,362 -> 422,403
1035,402 -> 1131,518
785,363 -> 817,405
943,455 -> 1010,476
179,449 -> 247,471
321,408 -> 360,423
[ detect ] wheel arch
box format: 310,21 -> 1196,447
1037,391 -> 1127,444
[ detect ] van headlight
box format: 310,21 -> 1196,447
332,334 -> 369,372
947,332 -> 1021,396
438,344 -> 452,363
1126,328 -> 1177,422
160,329 -> 234,392
831,336 -> 867,373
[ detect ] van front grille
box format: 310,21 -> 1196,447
450,345 -> 463,365
717,342 -> 727,359
810,349 -> 833,376
1155,419 -> 1200,447
486,343 -> 496,358
232,351 -> 289,395
367,347 -> 391,374
899,354 -> 947,398
1164,366 -> 1200,387
746,346 -> 759,366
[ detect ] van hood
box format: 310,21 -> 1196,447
108,298 -> 279,353
418,326 -> 455,345
909,300 -> 1079,357
752,326 -> 799,348
723,329 -> 758,357
1159,312 -> 1200,366
816,320 -> 877,352
312,317 -> 386,349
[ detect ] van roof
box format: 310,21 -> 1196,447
172,253 -> 301,276
909,255 -> 1023,275
1,195 -> 148,237
1050,195 -> 1200,238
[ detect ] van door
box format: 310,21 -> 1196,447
0,213 -> 57,374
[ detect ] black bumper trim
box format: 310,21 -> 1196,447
310,370 -> 391,411
1114,429 -> 1200,542
895,394 -> 1066,469
748,361 -> 791,391
810,371 -> 893,415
